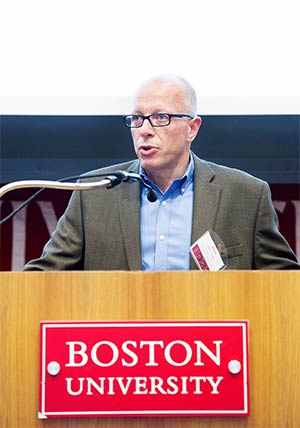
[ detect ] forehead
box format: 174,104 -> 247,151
132,80 -> 187,113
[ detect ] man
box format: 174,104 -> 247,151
24,74 -> 299,270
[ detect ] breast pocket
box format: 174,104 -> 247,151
226,244 -> 244,260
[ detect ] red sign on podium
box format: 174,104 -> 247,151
39,321 -> 249,418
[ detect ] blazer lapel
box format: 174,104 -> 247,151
190,155 -> 221,269
118,160 -> 142,270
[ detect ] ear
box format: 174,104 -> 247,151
187,116 -> 202,143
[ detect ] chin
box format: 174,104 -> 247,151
140,159 -> 160,172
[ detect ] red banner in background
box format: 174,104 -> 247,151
0,184 -> 299,271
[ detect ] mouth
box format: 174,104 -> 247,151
138,145 -> 159,156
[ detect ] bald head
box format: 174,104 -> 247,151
133,74 -> 198,116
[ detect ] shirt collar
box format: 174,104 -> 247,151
140,152 -> 194,195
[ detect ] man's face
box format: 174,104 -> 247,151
130,80 -> 200,183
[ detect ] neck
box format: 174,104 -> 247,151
145,157 -> 191,193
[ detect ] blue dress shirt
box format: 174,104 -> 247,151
140,156 -> 194,271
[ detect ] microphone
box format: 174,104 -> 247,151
146,188 -> 158,203
113,170 -> 158,203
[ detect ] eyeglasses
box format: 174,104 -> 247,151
123,113 -> 194,128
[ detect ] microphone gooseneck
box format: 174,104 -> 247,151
0,170 -> 158,225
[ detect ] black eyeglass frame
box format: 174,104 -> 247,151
123,113 -> 195,128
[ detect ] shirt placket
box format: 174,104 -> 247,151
153,197 -> 171,270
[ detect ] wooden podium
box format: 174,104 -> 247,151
0,270 -> 299,428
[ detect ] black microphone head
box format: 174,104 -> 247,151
147,188 -> 158,203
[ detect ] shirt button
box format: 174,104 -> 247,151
159,234 -> 165,241
162,201 -> 167,206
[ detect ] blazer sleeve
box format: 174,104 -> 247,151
253,182 -> 299,269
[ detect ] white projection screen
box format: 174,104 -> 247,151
0,0 -> 299,115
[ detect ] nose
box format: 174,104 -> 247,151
139,117 -> 154,136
